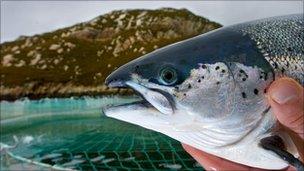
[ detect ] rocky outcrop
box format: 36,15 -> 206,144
0,8 -> 221,101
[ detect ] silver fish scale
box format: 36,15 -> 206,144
232,14 -> 304,85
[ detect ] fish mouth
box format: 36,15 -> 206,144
106,80 -> 174,115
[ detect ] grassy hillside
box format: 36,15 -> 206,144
0,8 -> 221,100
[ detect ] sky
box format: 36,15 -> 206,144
1,1 -> 303,43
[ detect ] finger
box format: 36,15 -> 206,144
268,77 -> 304,138
267,77 -> 304,160
182,144 -> 261,171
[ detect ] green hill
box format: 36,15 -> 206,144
0,8 -> 221,101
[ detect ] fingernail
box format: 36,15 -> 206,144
270,79 -> 300,104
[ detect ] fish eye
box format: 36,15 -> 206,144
159,67 -> 177,85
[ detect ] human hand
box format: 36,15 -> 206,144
182,77 -> 304,171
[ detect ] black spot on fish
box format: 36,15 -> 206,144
295,65 -> 298,70
183,93 -> 187,96
264,73 -> 268,80
242,92 -> 247,98
188,84 -> 192,89
254,89 -> 259,95
134,65 -> 140,73
221,69 -> 226,73
239,69 -> 245,73
197,79 -> 201,83
201,76 -> 205,79
201,64 -> 207,69
273,62 -> 278,69
216,81 -> 220,85
215,66 -> 220,70
264,89 -> 267,94
281,68 -> 285,74
242,78 -> 246,81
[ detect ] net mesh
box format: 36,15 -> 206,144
0,97 -> 204,170
35,120 -> 203,170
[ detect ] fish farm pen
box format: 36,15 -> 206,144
0,96 -> 203,170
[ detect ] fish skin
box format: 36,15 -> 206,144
232,14 -> 304,85
106,14 -> 303,86
104,14 -> 303,170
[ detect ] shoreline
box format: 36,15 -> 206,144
0,83 -> 133,102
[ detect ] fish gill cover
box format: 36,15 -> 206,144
0,8 -> 221,101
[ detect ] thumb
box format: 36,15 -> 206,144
268,77 -> 304,161
268,78 -> 303,138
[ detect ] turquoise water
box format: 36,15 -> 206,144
0,96 -> 202,170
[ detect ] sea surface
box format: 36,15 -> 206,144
0,96 -> 202,170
